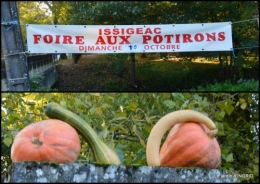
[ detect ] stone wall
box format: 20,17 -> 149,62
11,162 -> 238,183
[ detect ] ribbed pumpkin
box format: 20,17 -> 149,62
11,119 -> 81,163
146,110 -> 221,169
159,122 -> 221,169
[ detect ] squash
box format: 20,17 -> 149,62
160,122 -> 221,168
146,110 -> 221,168
44,102 -> 121,165
11,119 -> 81,163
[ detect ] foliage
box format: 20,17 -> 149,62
53,54 -> 258,91
17,1 -> 70,48
192,79 -> 259,92
16,1 -> 258,87
30,74 -> 57,91
1,93 -> 259,182
17,1 -> 259,60
17,1 -> 52,48
104,53 -> 129,75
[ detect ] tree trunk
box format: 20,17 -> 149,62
230,53 -> 234,82
72,54 -> 82,64
130,53 -> 137,88
140,53 -> 147,58
60,54 -> 67,59
218,52 -> 222,67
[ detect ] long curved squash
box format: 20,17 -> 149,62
44,102 -> 120,165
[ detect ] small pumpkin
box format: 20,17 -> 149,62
160,122 -> 221,169
146,110 -> 221,169
11,119 -> 81,163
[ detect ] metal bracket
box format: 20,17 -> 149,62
9,78 -> 28,85
4,52 -> 22,56
1,20 -> 18,26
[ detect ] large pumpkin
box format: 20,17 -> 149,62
159,122 -> 221,169
11,119 -> 81,163
146,110 -> 221,169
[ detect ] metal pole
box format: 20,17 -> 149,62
1,1 -> 31,91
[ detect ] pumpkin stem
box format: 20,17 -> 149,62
207,128 -> 218,139
32,137 -> 42,146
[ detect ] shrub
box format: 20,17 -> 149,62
191,79 -> 259,91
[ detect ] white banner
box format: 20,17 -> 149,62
26,22 -> 233,53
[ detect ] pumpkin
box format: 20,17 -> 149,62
11,119 -> 81,163
159,122 -> 221,169
146,110 -> 221,169
44,102 -> 121,165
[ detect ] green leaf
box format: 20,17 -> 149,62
240,103 -> 247,109
89,93 -> 100,96
225,105 -> 234,115
172,93 -> 185,101
145,125 -> 152,133
235,101 -> 240,107
223,162 -> 233,169
215,110 -> 225,121
244,144 -> 249,151
117,125 -> 129,133
98,128 -> 109,139
125,155 -> 132,164
226,153 -> 233,162
60,100 -> 67,108
181,100 -> 190,109
89,107 -> 96,115
3,137 -> 13,147
1,109 -> 6,117
44,93 -> 53,101
247,98 -> 253,104
128,102 -> 138,111
193,94 -> 202,101
216,122 -> 225,135
139,138 -> 146,148
114,144 -> 126,163
27,100 -> 36,105
111,116 -> 128,122
163,100 -> 176,109
1,93 -> 9,98
202,100 -> 209,107
145,114 -> 151,124
217,102 -> 226,111
161,93 -> 172,99
101,103 -> 112,109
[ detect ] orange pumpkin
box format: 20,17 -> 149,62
159,122 -> 221,169
11,119 -> 81,163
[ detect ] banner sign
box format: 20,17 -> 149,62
26,22 -> 232,53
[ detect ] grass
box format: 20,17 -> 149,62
135,61 -> 222,91
52,54 -> 259,92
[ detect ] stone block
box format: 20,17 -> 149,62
11,162 -> 238,183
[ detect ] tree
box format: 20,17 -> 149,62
17,1 -> 52,49
42,1 -> 71,59
1,93 -> 259,182
16,1 -> 258,87
18,1 -> 71,57
66,1 -> 153,87
171,1 -> 259,79
65,1 -> 258,85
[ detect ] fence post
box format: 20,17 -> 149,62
1,1 -> 31,91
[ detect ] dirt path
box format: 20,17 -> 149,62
52,54 -> 106,91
